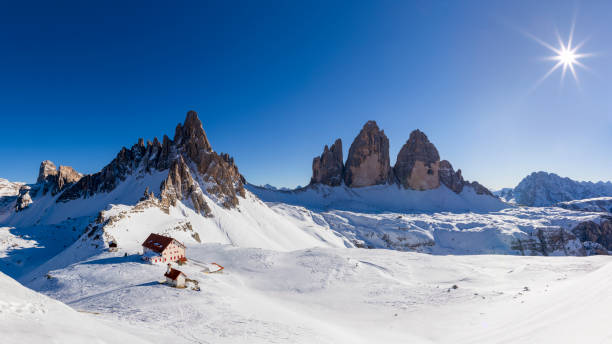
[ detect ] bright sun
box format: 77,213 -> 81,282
558,47 -> 577,65
526,21 -> 592,88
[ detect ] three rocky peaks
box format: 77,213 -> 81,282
16,111 -> 245,214
311,121 -> 492,195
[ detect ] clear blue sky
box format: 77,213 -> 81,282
1,1 -> 610,190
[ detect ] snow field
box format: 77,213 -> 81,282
29,244 -> 612,343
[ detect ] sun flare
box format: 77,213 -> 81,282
527,21 -> 592,88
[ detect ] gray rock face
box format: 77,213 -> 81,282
439,160 -> 464,193
311,139 -> 344,186
344,121 -> 392,187
394,130 -> 440,190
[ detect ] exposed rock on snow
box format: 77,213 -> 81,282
260,200 -> 605,256
438,160 -> 464,194
0,178 -> 26,216
311,138 -> 344,186
394,129 -> 440,191
571,218 -> 612,252
502,171 -> 612,206
344,121 -> 393,187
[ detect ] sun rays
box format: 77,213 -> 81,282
527,20 -> 592,90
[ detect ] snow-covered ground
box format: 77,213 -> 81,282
0,270 -> 151,344
268,202 -> 602,254
0,178 -> 23,197
247,183 -> 507,213
24,244 -> 612,344
2,175 -> 611,343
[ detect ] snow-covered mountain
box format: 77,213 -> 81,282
498,172 -> 612,206
4,112 -> 612,343
0,111 -> 350,279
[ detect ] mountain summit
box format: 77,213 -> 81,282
12,111 -> 245,218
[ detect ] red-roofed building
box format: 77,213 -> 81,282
141,233 -> 186,264
164,265 -> 186,288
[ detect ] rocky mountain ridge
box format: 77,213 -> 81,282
310,121 -> 493,196
497,171 -> 612,206
11,111 -> 245,217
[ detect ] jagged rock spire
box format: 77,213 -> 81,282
308,121 -> 494,196
174,110 -> 212,155
344,121 -> 392,187
394,129 -> 440,190
311,139 -> 343,186
37,160 -> 58,184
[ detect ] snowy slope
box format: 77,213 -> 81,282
248,183 -> 507,213
0,178 -> 23,197
558,196 -> 612,213
0,178 -> 23,221
26,244 -> 612,344
504,171 -> 612,206
94,192 -> 350,253
268,203 -> 602,255
3,171 -> 168,228
5,189 -> 350,284
0,271 -> 151,344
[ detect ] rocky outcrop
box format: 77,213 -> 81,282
572,218 -> 612,251
34,161 -> 83,196
37,160 -> 58,183
394,130 -> 440,190
15,186 -> 33,212
439,160 -> 464,193
511,227 -> 584,256
311,139 -> 344,186
160,156 -> 212,216
464,181 -> 494,196
344,121 -> 392,187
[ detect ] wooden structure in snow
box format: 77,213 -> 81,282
164,265 -> 186,288
141,233 -> 186,264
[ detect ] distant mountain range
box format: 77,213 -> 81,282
496,172 -> 612,207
